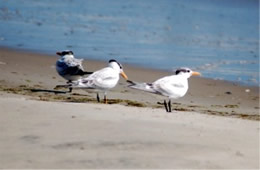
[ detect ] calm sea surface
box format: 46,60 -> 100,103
0,0 -> 259,86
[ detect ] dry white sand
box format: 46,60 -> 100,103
0,93 -> 259,169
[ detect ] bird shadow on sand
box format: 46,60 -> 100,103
30,88 -> 69,94
28,87 -> 92,97
29,83 -> 74,94
28,87 -> 147,107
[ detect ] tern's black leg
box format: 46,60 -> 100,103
97,93 -> 100,103
67,80 -> 73,93
168,99 -> 172,112
164,100 -> 169,112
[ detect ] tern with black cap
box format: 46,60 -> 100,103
66,59 -> 128,103
127,67 -> 201,112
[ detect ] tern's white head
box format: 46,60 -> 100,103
175,67 -> 201,78
108,59 -> 128,80
56,50 -> 74,59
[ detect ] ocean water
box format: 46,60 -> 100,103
0,0 -> 259,86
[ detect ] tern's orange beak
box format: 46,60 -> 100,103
120,71 -> 128,80
192,71 -> 201,76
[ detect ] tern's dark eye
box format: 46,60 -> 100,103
187,70 -> 190,73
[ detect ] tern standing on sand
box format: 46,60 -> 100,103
67,59 -> 128,103
127,68 -> 200,112
55,50 -> 93,92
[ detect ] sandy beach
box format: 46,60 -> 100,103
0,47 -> 259,169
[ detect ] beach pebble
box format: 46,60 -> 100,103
245,89 -> 250,93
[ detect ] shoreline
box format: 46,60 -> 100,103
1,45 -> 258,88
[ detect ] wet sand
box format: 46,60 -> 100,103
0,47 -> 259,169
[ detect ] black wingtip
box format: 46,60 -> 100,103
83,71 -> 93,75
126,80 -> 136,85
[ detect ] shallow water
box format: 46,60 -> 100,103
0,0 -> 259,86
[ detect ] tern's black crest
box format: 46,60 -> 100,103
109,59 -> 122,69
175,68 -> 191,75
59,50 -> 74,56
109,59 -> 117,63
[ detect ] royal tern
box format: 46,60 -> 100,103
55,50 -> 93,92
68,59 -> 128,103
127,68 -> 201,112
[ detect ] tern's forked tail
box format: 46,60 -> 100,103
127,80 -> 156,93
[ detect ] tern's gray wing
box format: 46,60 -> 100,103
72,67 -> 119,90
152,75 -> 188,98
56,59 -> 85,76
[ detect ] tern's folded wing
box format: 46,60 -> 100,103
76,67 -> 119,89
153,76 -> 187,98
